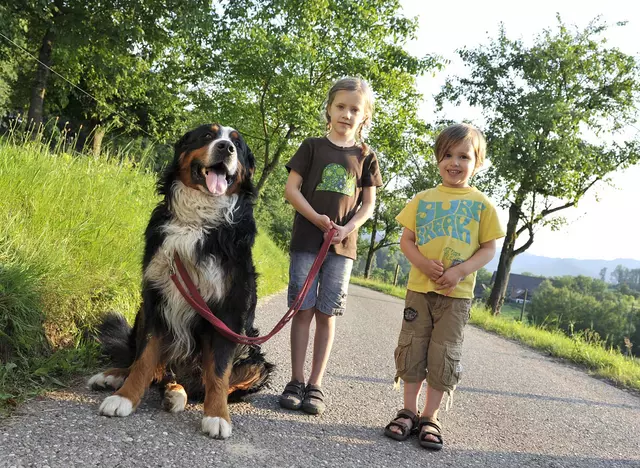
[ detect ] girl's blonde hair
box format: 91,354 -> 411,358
324,77 -> 374,156
434,123 -> 486,170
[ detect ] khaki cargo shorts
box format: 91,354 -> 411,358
394,290 -> 472,392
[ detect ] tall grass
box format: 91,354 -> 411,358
350,276 -> 640,392
0,134 -> 289,411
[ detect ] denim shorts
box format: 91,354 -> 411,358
287,251 -> 354,316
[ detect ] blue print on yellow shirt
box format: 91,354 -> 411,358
416,199 -> 485,245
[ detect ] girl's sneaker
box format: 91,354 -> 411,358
278,380 -> 305,410
301,384 -> 325,415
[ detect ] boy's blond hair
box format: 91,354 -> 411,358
434,123 -> 486,170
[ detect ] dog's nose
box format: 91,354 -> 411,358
215,141 -> 235,154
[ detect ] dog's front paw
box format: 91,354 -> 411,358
88,372 -> 125,390
99,395 -> 134,417
202,416 -> 232,439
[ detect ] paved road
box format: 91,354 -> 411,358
1,285 -> 639,467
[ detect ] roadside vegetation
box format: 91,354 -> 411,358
350,276 -> 640,392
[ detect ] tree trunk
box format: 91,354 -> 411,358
255,125 -> 296,194
487,201 -> 520,315
363,200 -> 380,279
27,28 -> 55,131
256,158 -> 276,194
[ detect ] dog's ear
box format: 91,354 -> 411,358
245,144 -> 256,177
174,131 -> 192,157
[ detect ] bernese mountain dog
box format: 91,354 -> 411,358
88,124 -> 273,439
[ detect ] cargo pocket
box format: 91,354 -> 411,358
442,342 -> 463,387
393,330 -> 414,376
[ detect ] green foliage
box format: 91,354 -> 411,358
528,276 -> 640,356
4,0 -> 218,142
476,267 -> 492,286
190,0 -> 443,193
438,17 -> 640,313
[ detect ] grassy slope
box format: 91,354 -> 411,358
350,276 -> 640,392
0,140 -> 289,410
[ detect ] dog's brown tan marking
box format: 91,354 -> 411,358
178,147 -> 209,190
114,335 -> 164,409
211,124 -> 220,133
227,161 -> 245,195
228,364 -> 265,394
202,342 -> 232,422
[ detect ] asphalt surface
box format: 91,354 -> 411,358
1,285 -> 639,467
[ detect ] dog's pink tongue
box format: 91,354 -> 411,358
206,172 -> 228,195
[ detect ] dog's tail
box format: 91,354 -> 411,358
228,327 -> 275,401
96,311 -> 136,368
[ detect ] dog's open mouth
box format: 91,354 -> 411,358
203,163 -> 233,196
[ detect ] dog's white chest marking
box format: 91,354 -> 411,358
144,182 -> 239,358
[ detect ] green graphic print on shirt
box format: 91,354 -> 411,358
316,163 -> 356,196
416,199 -> 486,246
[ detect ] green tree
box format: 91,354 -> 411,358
190,0 -> 443,195
5,0 -> 216,149
0,4 -> 23,116
476,267 -> 492,286
599,267 -> 608,282
611,265 -> 630,285
529,278 -> 637,354
438,17 -> 640,315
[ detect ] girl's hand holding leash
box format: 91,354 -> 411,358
435,266 -> 465,296
325,221 -> 349,245
314,213 -> 333,233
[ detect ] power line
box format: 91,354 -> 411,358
0,31 -> 160,142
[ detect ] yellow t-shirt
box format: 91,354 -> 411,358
395,185 -> 505,299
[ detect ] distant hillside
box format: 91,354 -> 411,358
485,253 -> 640,280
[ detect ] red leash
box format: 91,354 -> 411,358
170,228 -> 336,345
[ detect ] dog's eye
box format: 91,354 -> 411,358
233,140 -> 241,148
204,133 -> 213,140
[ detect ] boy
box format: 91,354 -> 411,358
384,123 -> 505,450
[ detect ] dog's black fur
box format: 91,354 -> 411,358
89,124 -> 273,437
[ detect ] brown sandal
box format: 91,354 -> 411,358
384,409 -> 419,441
418,416 -> 443,450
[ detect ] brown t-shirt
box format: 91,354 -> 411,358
286,137 -> 383,259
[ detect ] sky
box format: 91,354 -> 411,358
399,0 -> 640,261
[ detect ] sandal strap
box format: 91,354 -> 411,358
385,408 -> 419,436
418,417 -> 443,440
395,408 -> 418,422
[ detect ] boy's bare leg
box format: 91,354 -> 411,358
307,312 -> 336,386
290,308 -> 315,382
421,384 -> 445,442
389,381 -> 423,435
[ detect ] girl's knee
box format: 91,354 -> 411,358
293,308 -> 315,325
314,310 -> 335,325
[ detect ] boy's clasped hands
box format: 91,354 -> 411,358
422,259 -> 465,296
